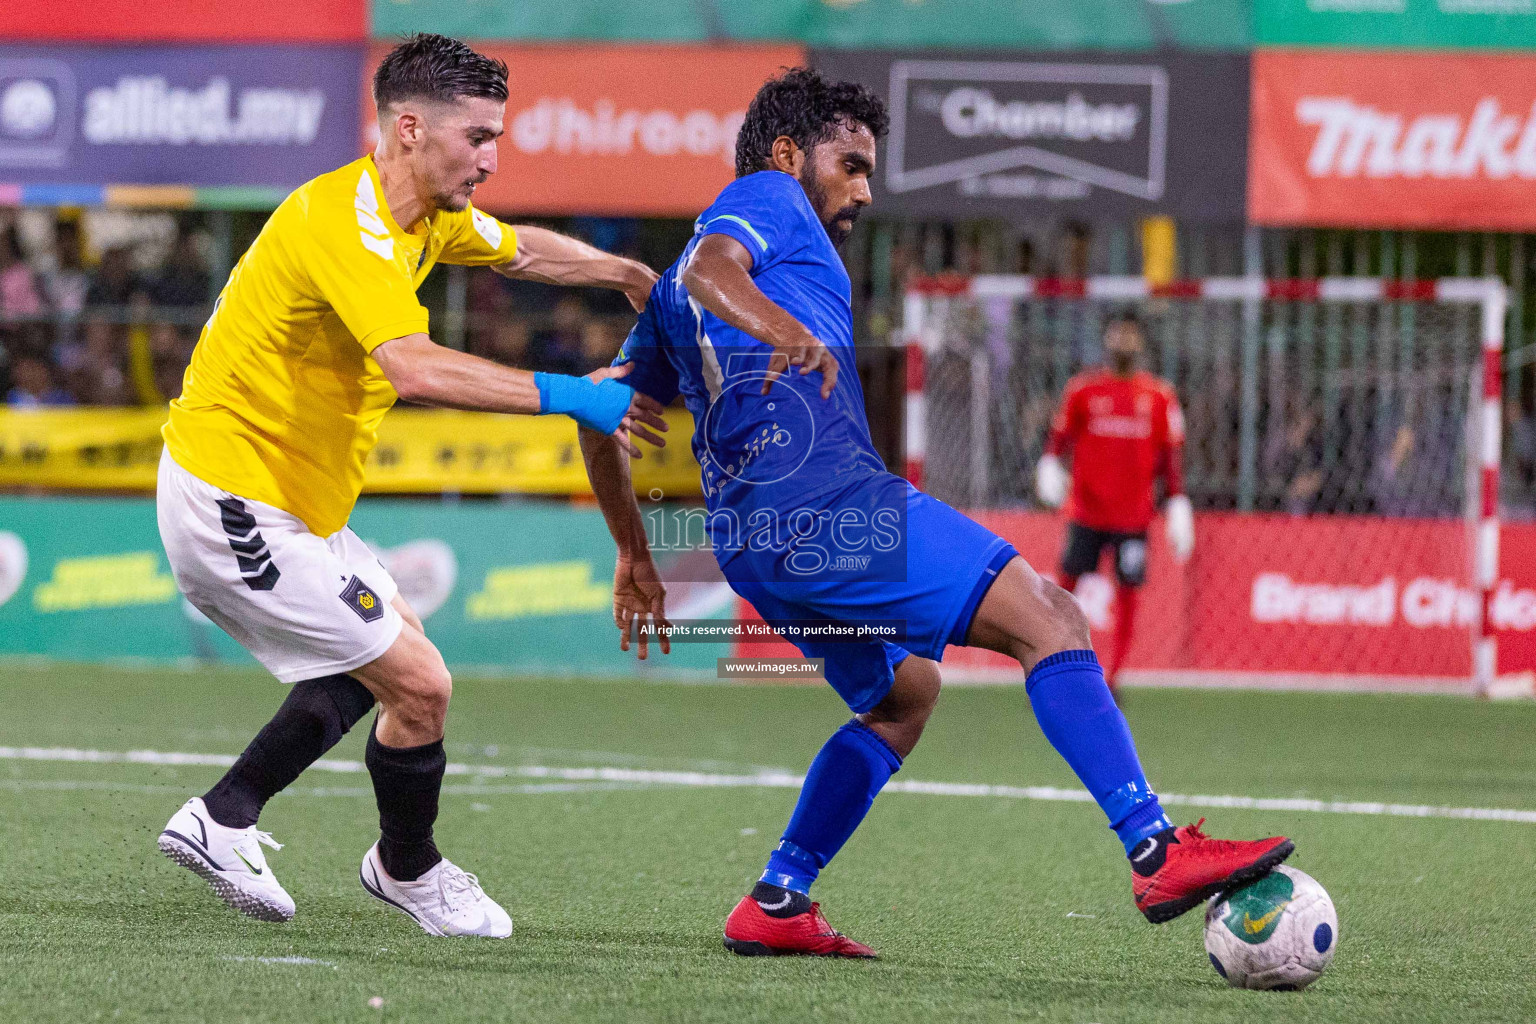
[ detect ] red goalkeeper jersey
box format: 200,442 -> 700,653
1045,368 -> 1185,533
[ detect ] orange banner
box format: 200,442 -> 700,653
1,0 -> 363,41
1250,49 -> 1536,231
364,43 -> 805,217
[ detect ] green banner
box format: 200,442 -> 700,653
1255,0 -> 1536,49
373,0 -> 1250,51
0,496 -> 728,676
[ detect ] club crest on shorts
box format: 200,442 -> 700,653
340,575 -> 384,623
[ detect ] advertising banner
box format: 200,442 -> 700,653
1250,50 -> 1536,230
1255,0 -> 1536,50
363,43 -> 804,217
811,50 -> 1250,223
739,511 -> 1536,685
373,0 -> 1249,52
0,408 -> 702,496
1,1 -> 364,43
0,45 -> 362,189
0,496 -> 727,674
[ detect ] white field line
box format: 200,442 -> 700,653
222,956 -> 336,968
4,746 -> 1536,825
0,778 -> 643,798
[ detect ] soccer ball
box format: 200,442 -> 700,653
1204,865 -> 1338,990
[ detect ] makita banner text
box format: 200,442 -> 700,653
1250,49 -> 1536,230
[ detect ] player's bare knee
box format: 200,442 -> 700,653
859,657 -> 941,759
900,657 -> 942,723
1003,579 -> 1091,671
391,665 -> 452,734
1043,580 -> 1092,650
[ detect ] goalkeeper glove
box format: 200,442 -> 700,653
1035,455 -> 1067,509
1165,494 -> 1194,563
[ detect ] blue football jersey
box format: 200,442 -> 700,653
615,170 -> 887,554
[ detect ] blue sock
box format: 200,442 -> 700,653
760,720 -> 903,893
1026,650 -> 1173,854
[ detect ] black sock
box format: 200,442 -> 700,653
1129,826 -> 1178,877
750,881 -> 813,918
203,674 -> 376,828
365,722 -> 445,882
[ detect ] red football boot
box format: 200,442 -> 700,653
723,896 -> 877,958
1132,818 -> 1294,924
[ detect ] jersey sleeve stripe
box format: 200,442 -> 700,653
702,214 -> 768,252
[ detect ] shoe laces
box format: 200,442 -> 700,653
1177,818 -> 1256,856
808,902 -> 841,938
437,863 -> 486,914
233,829 -> 282,868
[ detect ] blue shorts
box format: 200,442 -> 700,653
721,474 -> 1017,713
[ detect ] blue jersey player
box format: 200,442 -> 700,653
578,69 -> 1295,957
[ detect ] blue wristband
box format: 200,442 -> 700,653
533,372 -> 632,435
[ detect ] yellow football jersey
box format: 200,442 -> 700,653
163,155 -> 518,537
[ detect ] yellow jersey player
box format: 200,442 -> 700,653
154,34 -> 668,938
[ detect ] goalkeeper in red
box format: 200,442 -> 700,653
1036,312 -> 1194,697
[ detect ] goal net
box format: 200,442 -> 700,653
903,275 -> 1510,693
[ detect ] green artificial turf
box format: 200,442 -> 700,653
1,662 -> 1533,1023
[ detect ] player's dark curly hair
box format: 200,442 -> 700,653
1109,309 -> 1145,332
374,33 -> 509,109
734,68 -> 889,179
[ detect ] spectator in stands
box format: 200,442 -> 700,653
39,218 -> 90,358
579,315 -> 623,373
1372,405 -> 1462,518
1261,407 -> 1326,516
63,319 -> 130,406
85,246 -> 147,313
148,227 -> 211,309
1050,222 -> 1098,368
6,355 -> 72,407
526,293 -> 589,376
465,268 -> 529,367
149,321 -> 196,402
0,225 -> 42,323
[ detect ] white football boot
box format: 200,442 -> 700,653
359,843 -> 512,938
157,797 -> 295,923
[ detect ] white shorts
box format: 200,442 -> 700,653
156,450 -> 403,683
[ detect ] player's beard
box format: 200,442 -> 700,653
431,176 -> 483,214
823,205 -> 862,247
1109,350 -> 1138,376
800,171 -> 861,247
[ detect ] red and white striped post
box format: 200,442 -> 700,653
902,288 -> 926,488
902,274 -> 1507,694
1480,285 -> 1507,696
901,275 -> 969,489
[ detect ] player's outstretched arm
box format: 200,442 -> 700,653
577,425 -> 672,659
373,334 -> 669,457
680,233 -> 838,399
494,226 -> 658,312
